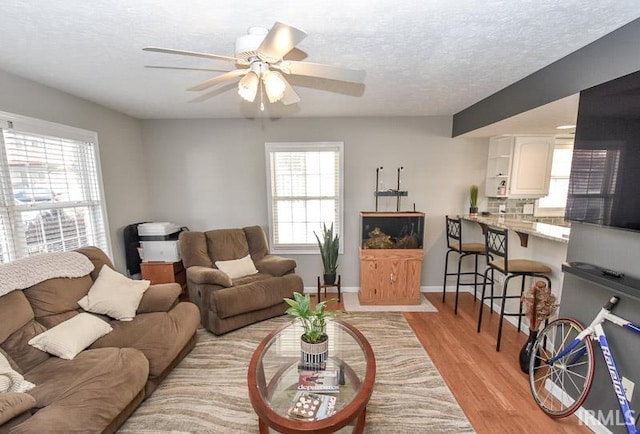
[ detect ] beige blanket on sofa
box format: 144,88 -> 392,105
0,251 -> 94,297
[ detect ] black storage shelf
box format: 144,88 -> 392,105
562,262 -> 640,302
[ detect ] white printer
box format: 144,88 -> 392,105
137,222 -> 183,262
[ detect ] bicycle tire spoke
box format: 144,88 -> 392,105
539,346 -> 552,361
564,344 -> 587,363
560,367 -> 568,408
540,382 -> 554,409
568,368 -> 589,376
565,369 -> 584,394
534,372 -> 552,385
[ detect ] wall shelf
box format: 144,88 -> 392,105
563,262 -> 640,302
374,190 -> 408,197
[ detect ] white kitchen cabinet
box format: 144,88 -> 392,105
485,136 -> 555,198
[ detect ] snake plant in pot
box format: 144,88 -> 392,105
284,292 -> 336,368
314,222 -> 339,285
469,184 -> 479,217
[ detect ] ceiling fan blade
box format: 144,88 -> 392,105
145,65 -> 230,73
143,47 -> 243,64
188,69 -> 247,91
279,61 -> 366,83
188,82 -> 237,103
281,80 -> 301,106
284,47 -> 308,61
257,22 -> 307,61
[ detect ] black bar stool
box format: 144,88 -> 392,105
477,226 -> 552,351
441,216 -> 490,314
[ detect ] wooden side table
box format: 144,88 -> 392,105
140,261 -> 188,300
317,275 -> 341,302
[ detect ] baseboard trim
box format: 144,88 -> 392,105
303,285 -> 477,294
303,284 -> 529,331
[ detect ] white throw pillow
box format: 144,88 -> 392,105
78,265 -> 150,321
215,254 -> 259,279
28,313 -> 112,360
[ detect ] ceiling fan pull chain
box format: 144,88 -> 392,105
259,74 -> 265,111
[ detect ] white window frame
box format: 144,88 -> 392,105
0,111 -> 112,262
535,143 -> 573,217
265,142 -> 344,254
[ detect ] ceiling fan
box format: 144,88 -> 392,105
143,22 -> 366,110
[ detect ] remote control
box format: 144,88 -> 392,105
602,269 -> 624,278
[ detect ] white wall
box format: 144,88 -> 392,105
141,116 -> 488,288
0,69 -> 150,271
560,223 -> 640,434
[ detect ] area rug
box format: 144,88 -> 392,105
342,292 -> 438,313
119,312 -> 473,433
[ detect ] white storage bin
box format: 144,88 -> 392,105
140,240 -> 181,262
138,222 -> 182,237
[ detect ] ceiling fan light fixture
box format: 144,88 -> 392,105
238,71 -> 259,102
263,70 -> 286,103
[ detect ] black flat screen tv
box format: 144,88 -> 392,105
565,70 -> 640,232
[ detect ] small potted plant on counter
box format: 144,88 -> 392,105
469,185 -> 479,218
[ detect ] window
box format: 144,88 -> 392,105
0,112 -> 110,263
565,147 -> 620,224
534,143 -> 573,217
265,142 -> 343,253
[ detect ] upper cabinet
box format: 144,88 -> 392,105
485,136 -> 555,198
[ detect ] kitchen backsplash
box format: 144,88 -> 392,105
485,198 -> 569,226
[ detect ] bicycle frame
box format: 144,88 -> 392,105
548,297 -> 640,434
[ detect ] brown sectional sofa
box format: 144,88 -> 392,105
0,246 -> 200,433
180,225 -> 303,335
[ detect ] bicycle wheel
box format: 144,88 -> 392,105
528,318 -> 595,418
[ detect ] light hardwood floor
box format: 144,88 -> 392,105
319,291 -> 591,433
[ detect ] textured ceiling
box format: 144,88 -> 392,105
1,1 -> 640,120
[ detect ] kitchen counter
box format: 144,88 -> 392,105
460,215 -> 570,245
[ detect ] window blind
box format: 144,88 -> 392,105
266,142 -> 343,253
0,121 -> 109,262
565,148 -> 620,224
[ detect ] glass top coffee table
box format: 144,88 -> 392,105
248,318 -> 376,433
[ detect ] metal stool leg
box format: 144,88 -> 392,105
489,268 -> 495,314
442,249 -> 454,303
473,253 -> 479,301
517,275 -> 526,333
477,266 -> 492,333
496,274 -> 514,352
454,253 -> 468,314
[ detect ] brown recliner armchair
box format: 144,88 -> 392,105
179,225 -> 303,335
